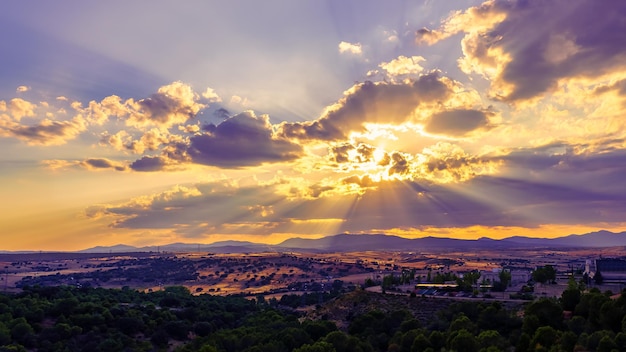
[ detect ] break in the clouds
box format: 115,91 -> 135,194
3,0 -> 626,250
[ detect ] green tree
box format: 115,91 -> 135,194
449,314 -> 477,334
477,330 -> 507,350
560,331 -> 578,352
97,337 -> 123,352
615,332 -> 626,351
561,276 -> 581,311
529,326 -> 559,351
597,335 -> 617,352
525,298 -> 564,330
0,322 -> 10,345
324,331 -> 350,352
587,330 -> 613,351
600,300 -> 624,332
594,270 -> 604,285
448,329 -> 478,352
499,269 -> 511,289
532,265 -> 556,284
428,331 -> 445,351
294,341 -> 337,352
10,319 -> 34,347
516,333 -> 531,352
410,333 -> 431,352
302,320 -> 337,341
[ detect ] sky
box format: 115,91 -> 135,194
2,0 -> 626,251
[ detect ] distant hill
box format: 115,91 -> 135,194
78,240 -> 275,254
500,230 -> 626,248
278,232 -> 626,252
72,230 -> 626,254
79,244 -> 140,253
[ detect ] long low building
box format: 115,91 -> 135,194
479,269 -> 531,286
586,258 -> 626,282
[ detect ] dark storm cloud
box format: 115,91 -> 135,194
278,72 -> 454,141
425,109 -> 492,136
187,111 -> 302,168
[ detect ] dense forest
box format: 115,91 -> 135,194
0,282 -> 625,351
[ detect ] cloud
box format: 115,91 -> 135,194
324,141 -> 498,184
126,81 -> 205,128
88,181 -> 281,232
16,86 -> 30,93
229,95 -> 248,106
83,139 -> 626,237
595,78 -> 626,96
425,109 -> 493,136
0,115 -> 86,145
187,110 -> 303,168
42,158 -> 126,171
415,28 -> 444,46
68,81 -> 208,129
100,128 -> 173,154
6,98 -> 36,121
415,1 -> 508,45
338,41 -> 363,55
82,158 -> 126,171
201,87 -> 222,102
278,72 -> 456,141
419,0 -> 626,102
342,174 -> 376,188
417,142 -> 498,183
129,156 -> 168,172
378,55 -> 426,76
79,95 -> 129,125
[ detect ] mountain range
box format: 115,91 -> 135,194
73,230 -> 626,254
